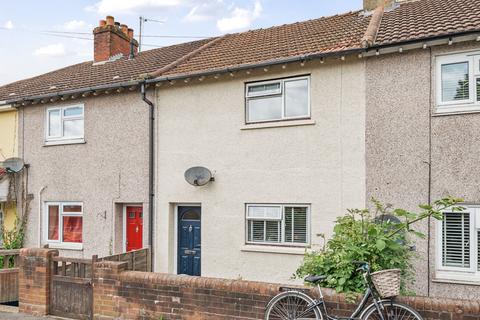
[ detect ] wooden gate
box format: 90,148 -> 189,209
50,256 -> 96,319
0,249 -> 20,303
49,248 -> 150,319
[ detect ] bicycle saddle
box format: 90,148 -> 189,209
304,275 -> 327,284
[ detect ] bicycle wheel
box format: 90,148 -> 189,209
361,301 -> 423,320
264,290 -> 322,320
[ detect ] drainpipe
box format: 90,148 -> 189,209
140,82 -> 155,271
37,185 -> 47,247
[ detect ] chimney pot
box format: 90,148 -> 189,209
99,20 -> 106,27
106,16 -> 114,26
128,28 -> 134,39
121,24 -> 128,35
114,22 -> 120,27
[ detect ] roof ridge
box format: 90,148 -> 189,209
142,35 -> 229,79
361,5 -> 384,48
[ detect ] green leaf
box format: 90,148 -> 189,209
375,239 -> 386,251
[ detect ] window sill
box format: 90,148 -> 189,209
435,105 -> 480,116
44,139 -> 86,147
240,119 -> 315,130
433,271 -> 480,285
47,243 -> 83,251
241,244 -> 307,255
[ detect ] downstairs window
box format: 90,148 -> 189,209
45,202 -> 83,248
246,204 -> 309,246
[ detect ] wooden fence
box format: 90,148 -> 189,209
97,247 -> 150,272
0,249 -> 20,303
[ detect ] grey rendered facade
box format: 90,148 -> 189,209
366,41 -> 480,298
19,92 -> 150,258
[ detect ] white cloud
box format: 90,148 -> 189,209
33,43 -> 66,57
217,1 -> 262,33
62,20 -> 87,31
86,0 -> 187,15
3,20 -> 13,29
184,0 -> 225,22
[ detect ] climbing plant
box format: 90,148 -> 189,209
295,196 -> 464,295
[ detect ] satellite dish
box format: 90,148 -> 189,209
184,167 -> 214,186
0,157 -> 25,173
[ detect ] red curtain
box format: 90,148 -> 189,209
62,216 -> 83,243
48,206 -> 59,240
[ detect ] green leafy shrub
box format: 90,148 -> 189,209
295,196 -> 463,294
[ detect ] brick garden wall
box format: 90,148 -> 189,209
17,249 -> 480,320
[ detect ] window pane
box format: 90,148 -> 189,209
285,207 -> 308,243
48,205 -> 59,240
48,110 -> 61,137
441,62 -> 469,102
285,79 -> 309,118
249,220 -> 265,242
63,119 -> 84,138
63,205 -> 82,213
62,216 -> 82,243
247,206 -> 282,219
248,96 -> 282,122
265,220 -> 280,242
476,78 -> 480,102
478,230 -> 480,271
248,82 -> 281,96
64,106 -> 83,117
442,212 -> 470,268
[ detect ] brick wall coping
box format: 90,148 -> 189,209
19,248 -> 58,258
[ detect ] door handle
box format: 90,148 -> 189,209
184,250 -> 196,255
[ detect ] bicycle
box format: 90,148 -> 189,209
264,261 -> 422,320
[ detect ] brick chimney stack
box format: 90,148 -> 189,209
93,16 -> 139,62
363,0 -> 395,11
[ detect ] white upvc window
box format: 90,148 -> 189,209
436,205 -> 480,282
44,202 -> 83,249
436,52 -> 480,114
245,76 -> 310,123
46,104 -> 84,143
246,204 -> 310,246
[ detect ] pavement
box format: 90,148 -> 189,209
0,306 -> 68,319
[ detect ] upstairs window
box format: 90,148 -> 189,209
245,76 -> 310,123
246,204 -> 309,246
436,206 -> 480,282
436,52 -> 480,114
46,104 -> 84,143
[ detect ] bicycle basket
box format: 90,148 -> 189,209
370,269 -> 401,298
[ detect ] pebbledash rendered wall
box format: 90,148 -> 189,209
153,60 -> 367,283
17,91 -> 150,259
366,41 -> 480,299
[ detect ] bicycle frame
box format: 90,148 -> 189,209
302,274 -> 389,320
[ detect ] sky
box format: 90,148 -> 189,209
0,0 -> 362,86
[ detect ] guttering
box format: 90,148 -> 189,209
1,80 -> 140,106
140,82 -> 155,271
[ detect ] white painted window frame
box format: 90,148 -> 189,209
44,201 -> 83,250
45,104 -> 85,144
245,76 -> 311,123
435,205 -> 480,282
435,52 -> 480,114
245,204 -> 310,247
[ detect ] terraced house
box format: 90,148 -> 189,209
1,0 -> 480,299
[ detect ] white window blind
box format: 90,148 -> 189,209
442,212 -> 470,268
246,204 -> 310,246
441,62 -> 469,102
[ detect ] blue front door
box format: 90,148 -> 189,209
177,206 -> 201,276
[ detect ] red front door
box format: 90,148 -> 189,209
126,206 -> 143,252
